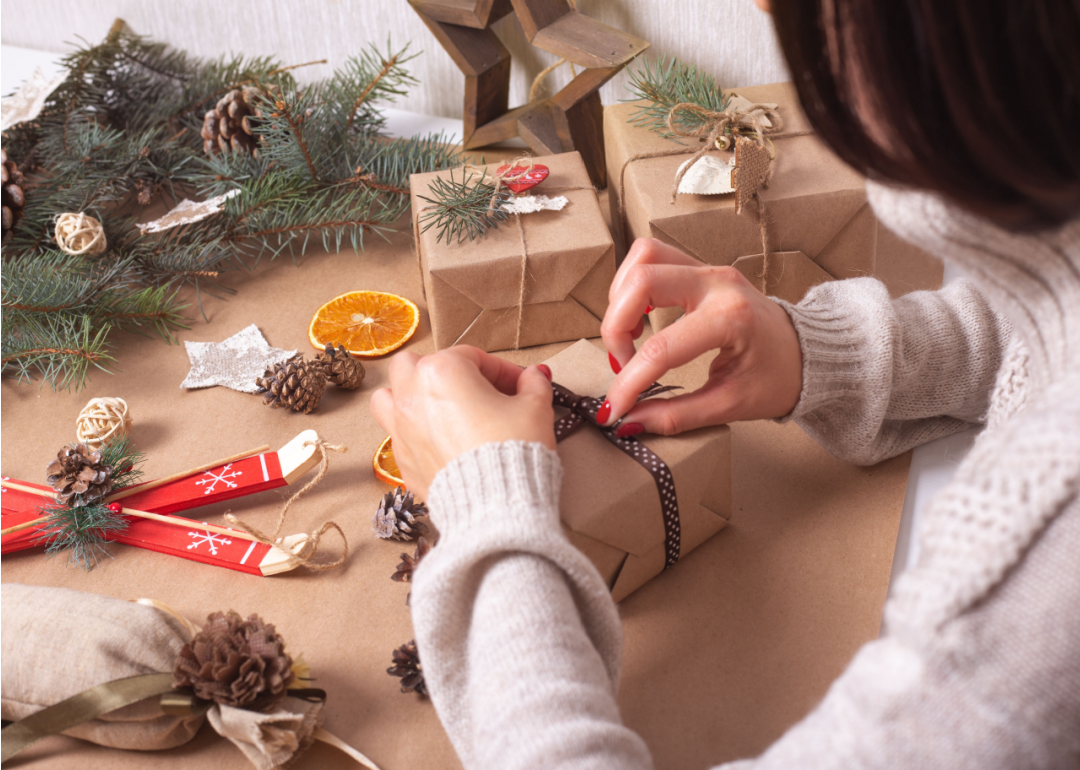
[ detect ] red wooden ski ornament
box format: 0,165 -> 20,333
1,430 -> 324,575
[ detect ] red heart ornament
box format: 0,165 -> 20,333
496,163 -> 549,194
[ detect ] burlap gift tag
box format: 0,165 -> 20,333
1,583 -> 321,770
604,82 -> 942,330
410,151 -> 616,352
545,340 -> 731,601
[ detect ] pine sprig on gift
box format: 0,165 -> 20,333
36,436 -> 145,570
2,20 -> 459,390
624,56 -> 732,141
417,169 -> 510,244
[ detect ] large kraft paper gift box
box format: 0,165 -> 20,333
605,82 -> 943,330
544,339 -> 731,601
410,151 -> 615,352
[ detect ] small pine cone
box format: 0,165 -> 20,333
392,536 -> 431,606
2,149 -> 27,240
201,86 -> 263,157
387,639 -> 427,697
255,356 -> 327,414
317,344 -> 365,390
45,442 -> 114,505
373,486 -> 429,541
174,610 -> 294,711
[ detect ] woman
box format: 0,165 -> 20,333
370,0 -> 1080,766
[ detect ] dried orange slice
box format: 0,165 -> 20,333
373,435 -> 404,487
308,291 -> 419,358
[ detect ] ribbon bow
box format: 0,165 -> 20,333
552,382 -> 684,568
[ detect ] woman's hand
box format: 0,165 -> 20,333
600,238 -> 803,435
369,346 -> 555,499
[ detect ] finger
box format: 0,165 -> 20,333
603,310 -> 736,425
615,376 -> 738,436
445,345 -> 526,396
610,237 -> 703,301
369,387 -> 396,435
602,264 -> 711,369
386,350 -> 420,392
516,365 -> 553,400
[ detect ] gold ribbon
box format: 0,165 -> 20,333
225,437 -> 349,572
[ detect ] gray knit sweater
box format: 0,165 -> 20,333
411,183 -> 1080,769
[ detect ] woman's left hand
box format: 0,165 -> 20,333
369,346 -> 555,499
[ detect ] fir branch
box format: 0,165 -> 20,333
624,56 -> 732,141
0,313 -> 115,390
418,170 -> 510,244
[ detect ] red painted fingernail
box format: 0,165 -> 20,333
644,305 -> 654,314
537,364 -> 552,381
608,352 -> 621,374
596,400 -> 612,425
616,422 -> 645,438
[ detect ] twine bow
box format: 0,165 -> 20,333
552,382 -> 684,568
485,155 -> 536,212
225,438 -> 348,571
666,101 -> 783,204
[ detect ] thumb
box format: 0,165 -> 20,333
516,365 -> 553,400
617,384 -> 733,437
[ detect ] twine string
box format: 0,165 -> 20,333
526,0 -> 578,103
225,438 -> 349,571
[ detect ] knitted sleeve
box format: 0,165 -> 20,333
776,277 -> 1012,465
410,441 -> 654,770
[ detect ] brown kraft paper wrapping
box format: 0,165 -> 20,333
604,82 -> 944,330
410,151 -> 616,352
544,340 -> 731,602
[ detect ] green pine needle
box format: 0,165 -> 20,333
34,436 -> 145,570
624,55 -> 732,141
417,170 -> 511,244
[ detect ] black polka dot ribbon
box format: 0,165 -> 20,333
552,382 -> 683,568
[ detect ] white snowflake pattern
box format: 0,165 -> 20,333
195,463 -> 242,495
1,476 -> 8,493
187,527 -> 232,555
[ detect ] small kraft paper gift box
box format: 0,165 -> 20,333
545,340 -> 731,601
410,151 -> 616,352
605,82 -> 942,331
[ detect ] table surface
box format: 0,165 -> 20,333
1,45 -> 974,769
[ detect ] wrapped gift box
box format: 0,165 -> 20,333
604,82 -> 943,330
545,339 -> 731,601
410,151 -> 616,352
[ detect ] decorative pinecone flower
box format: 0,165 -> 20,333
201,86 -> 263,157
387,639 -> 427,697
255,356 -> 327,414
174,610 -> 294,711
45,442 -> 114,505
317,344 -> 365,390
373,486 -> 429,541
2,149 -> 27,240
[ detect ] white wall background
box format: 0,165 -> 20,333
0,0 -> 789,118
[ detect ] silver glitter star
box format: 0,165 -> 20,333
180,325 -> 297,393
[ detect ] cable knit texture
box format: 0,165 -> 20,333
411,183 -> 1080,769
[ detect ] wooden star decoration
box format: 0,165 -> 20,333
410,0 -> 649,187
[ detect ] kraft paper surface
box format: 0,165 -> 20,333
410,151 -> 615,352
604,82 -> 943,330
1,205 -> 910,769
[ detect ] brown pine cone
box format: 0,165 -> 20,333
201,86 -> 263,157
2,149 -> 27,240
317,344 -> 365,390
45,443 -> 114,506
255,356 -> 327,414
387,639 -> 426,697
372,486 -> 429,541
391,536 -> 431,606
174,610 -> 294,711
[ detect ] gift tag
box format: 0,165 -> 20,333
677,155 -> 735,195
496,163 -> 549,194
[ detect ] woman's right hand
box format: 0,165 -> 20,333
600,238 -> 804,436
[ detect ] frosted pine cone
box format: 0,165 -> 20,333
373,486 -> 428,541
45,442 -> 114,505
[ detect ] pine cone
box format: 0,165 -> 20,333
392,536 -> 431,605
255,356 -> 327,414
2,149 -> 27,240
373,486 -> 429,541
201,86 -> 263,157
387,639 -> 427,697
174,610 -> 294,711
45,443 -> 114,505
317,344 -> 365,390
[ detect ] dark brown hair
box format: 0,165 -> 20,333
770,0 -> 1080,230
